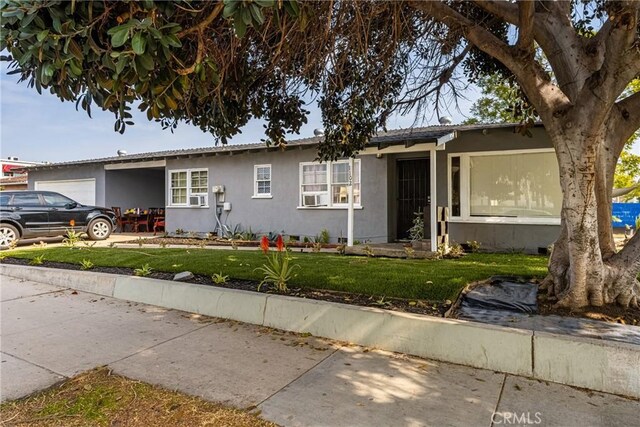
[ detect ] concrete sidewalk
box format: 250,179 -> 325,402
1,275 -> 637,426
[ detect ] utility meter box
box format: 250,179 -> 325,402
223,202 -> 232,211
212,185 -> 225,193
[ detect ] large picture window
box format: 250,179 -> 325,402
169,169 -> 208,206
449,150 -> 561,223
300,160 -> 361,208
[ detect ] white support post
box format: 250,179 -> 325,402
347,157 -> 355,247
430,149 -> 438,253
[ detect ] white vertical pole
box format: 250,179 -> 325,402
347,157 -> 355,247
430,148 -> 438,252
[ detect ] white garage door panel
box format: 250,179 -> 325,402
35,179 -> 96,205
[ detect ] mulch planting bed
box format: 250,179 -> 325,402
537,289 -> 640,326
120,237 -> 339,249
4,257 -> 638,326
1,257 -> 448,317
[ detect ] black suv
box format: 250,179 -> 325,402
0,191 -> 117,248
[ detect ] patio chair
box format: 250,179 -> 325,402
112,207 -> 133,232
136,211 -> 153,233
153,216 -> 165,235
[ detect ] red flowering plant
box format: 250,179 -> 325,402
256,235 -> 299,293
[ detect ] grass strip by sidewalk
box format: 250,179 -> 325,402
0,367 -> 275,427
4,247 -> 548,301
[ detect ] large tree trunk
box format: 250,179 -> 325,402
543,122 -> 640,309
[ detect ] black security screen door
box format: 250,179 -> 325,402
397,158 -> 430,240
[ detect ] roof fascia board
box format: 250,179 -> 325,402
361,142 -> 437,155
104,160 -> 167,170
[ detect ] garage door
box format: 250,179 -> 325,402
35,179 -> 96,205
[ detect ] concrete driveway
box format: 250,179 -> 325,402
1,275 -> 638,426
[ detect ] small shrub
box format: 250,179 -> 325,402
363,245 -> 375,257
404,246 -> 416,259
437,242 -> 464,259
372,296 -> 392,308
230,240 -> 239,250
29,255 -> 45,265
137,237 -> 144,247
353,239 -> 361,245
175,229 -> 185,235
319,229 -> 330,244
256,235 -> 299,293
212,272 -> 229,284
408,210 -> 424,243
336,244 -> 346,255
134,264 -> 153,277
466,240 -> 481,253
241,227 -> 257,241
312,242 -> 322,253
80,259 -> 94,270
267,231 -> 283,242
62,229 -> 84,247
159,241 -> 168,248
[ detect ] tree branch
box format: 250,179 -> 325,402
517,1 -> 535,52
611,229 -> 640,272
471,1 -> 518,24
395,44 -> 471,109
475,0 -> 587,102
177,1 -> 224,38
611,90 -> 640,152
409,0 -> 569,117
579,1 -> 640,109
176,30 -> 205,75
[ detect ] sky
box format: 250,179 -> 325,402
0,62 -> 638,163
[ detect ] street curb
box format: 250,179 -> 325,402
2,264 -> 638,398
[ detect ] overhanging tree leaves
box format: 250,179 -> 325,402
2,0 -> 639,309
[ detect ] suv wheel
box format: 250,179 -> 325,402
0,224 -> 19,248
87,218 -> 112,240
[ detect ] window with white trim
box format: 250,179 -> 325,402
449,150 -> 561,221
169,169 -> 208,206
254,164 -> 272,197
300,160 -> 361,207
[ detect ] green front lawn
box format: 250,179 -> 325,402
3,247 -> 548,301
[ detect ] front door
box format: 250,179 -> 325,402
397,158 -> 430,240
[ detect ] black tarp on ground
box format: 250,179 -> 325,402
459,276 -> 538,314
